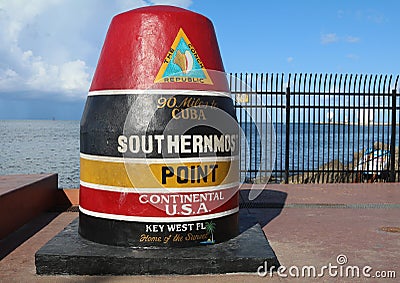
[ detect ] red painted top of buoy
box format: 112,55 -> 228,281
90,5 -> 228,92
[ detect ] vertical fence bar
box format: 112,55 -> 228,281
361,76 -> 367,173
307,74 -> 315,180
284,85 -> 291,183
257,72 -> 261,182
341,75 -> 347,181
326,74 -> 332,183
390,88 -> 397,182
368,76 -> 374,175
275,73 -> 282,181
321,75 -> 326,182
291,75 -> 295,181
307,74 -> 312,180
302,74 -> 307,183
295,74 -> 300,182
297,74 -> 301,182
367,76 -> 373,176
317,74 -> 322,183
346,75 -> 353,182
395,75 -> 399,182
358,76 -> 363,180
352,75 -> 357,182
374,76 -> 387,179
239,72 -> 245,182
336,75 -> 340,180
280,74 -> 285,182
383,80 -> 387,181
311,74 -> 316,177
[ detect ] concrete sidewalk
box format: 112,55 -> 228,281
0,183 -> 399,282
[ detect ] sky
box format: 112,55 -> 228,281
0,0 -> 399,120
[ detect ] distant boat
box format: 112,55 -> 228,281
327,111 -> 334,123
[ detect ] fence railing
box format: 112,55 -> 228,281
229,73 -> 400,184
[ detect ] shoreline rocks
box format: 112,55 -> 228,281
281,142 -> 398,184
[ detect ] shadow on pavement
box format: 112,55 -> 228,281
239,189 -> 288,231
0,212 -> 60,260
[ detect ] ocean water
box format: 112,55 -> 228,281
242,121 -> 395,181
0,120 -> 396,187
0,120 -> 80,188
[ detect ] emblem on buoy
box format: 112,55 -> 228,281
154,28 -> 213,84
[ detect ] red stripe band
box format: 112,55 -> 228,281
80,185 -> 239,220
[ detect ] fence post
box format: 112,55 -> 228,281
390,89 -> 397,182
284,86 -> 291,183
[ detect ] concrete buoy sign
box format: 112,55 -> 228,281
79,5 -> 240,247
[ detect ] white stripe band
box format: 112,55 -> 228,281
80,180 -> 240,193
79,206 -> 239,222
88,89 -> 231,97
80,153 -> 239,163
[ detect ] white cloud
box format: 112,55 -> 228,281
148,0 -> 193,8
346,54 -> 359,60
116,0 -> 147,11
320,33 -> 361,45
287,57 -> 294,63
0,68 -> 19,89
345,36 -> 360,43
321,33 -> 338,44
23,57 -> 89,100
337,9 -> 345,19
59,61 -> 89,92
0,0 -> 91,99
357,9 -> 386,24
0,0 -> 193,101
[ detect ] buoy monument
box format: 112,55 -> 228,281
35,6 -> 279,275
79,5 -> 240,247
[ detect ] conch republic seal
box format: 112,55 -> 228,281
79,5 -> 240,247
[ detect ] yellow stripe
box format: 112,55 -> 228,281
80,157 -> 239,188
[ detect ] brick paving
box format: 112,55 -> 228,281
0,182 -> 399,282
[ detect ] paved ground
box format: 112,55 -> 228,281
1,183 -> 399,282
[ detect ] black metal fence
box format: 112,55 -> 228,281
229,73 -> 400,184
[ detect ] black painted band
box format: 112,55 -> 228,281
78,211 -> 239,247
80,94 -> 239,158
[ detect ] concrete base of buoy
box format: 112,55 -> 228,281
35,209 -> 279,275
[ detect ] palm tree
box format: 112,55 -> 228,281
204,221 -> 216,242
